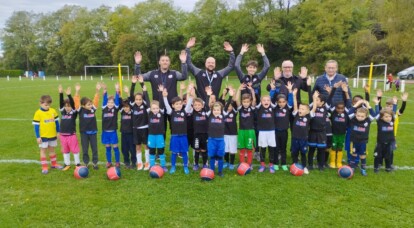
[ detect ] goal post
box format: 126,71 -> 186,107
356,64 -> 387,91
84,65 -> 130,80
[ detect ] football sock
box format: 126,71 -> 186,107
230,154 -> 235,165
217,156 -> 223,173
63,153 -> 70,166
210,157 -> 216,171
105,146 -> 112,163
224,152 -> 230,163
361,158 -> 366,170
145,149 -> 149,163
171,153 -> 177,167
50,154 -> 58,166
202,152 -> 208,165
239,149 -> 246,163
194,152 -> 200,165
159,153 -> 166,167
149,154 -> 156,167
114,147 -> 120,163
74,153 -> 80,165
136,152 -> 142,164
41,156 -> 48,170
182,152 -> 188,167
247,150 -> 253,165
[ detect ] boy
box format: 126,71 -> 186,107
33,95 -> 63,174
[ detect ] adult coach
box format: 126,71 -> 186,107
185,37 -> 235,101
312,60 -> 351,105
266,60 -> 309,104
134,50 -> 188,103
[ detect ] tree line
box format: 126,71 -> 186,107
0,0 -> 413,77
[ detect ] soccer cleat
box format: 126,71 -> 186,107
41,169 -> 49,174
51,164 -> 63,169
202,164 -> 208,169
93,164 -> 99,170
136,162 -> 143,170
282,165 -> 288,171
385,168 -> 392,172
115,162 -> 120,168
106,162 -> 112,168
169,166 -> 176,174
143,162 -> 150,171
229,164 -> 235,170
223,162 -> 229,169
360,169 -> 367,176
304,167 -> 309,174
374,168 -> 379,174
162,166 -> 168,172
76,163 -> 81,167
269,166 -> 275,174
274,165 -> 280,171
193,164 -> 199,171
217,172 -> 224,177
62,165 -> 71,171
184,166 -> 190,175
258,166 -> 265,173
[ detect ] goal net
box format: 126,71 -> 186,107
356,64 -> 387,91
84,65 -> 130,80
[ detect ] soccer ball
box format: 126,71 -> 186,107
237,162 -> 251,176
74,166 -> 89,179
107,167 -> 121,180
200,168 -> 215,181
149,165 -> 164,179
290,163 -> 304,176
338,165 -> 354,179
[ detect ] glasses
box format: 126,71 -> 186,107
282,66 -> 293,69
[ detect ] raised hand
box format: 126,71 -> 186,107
392,96 -> 398,104
324,84 -> 332,95
372,97 -> 379,105
75,83 -> 81,92
239,83 -> 246,90
134,51 -> 142,64
96,82 -> 102,91
58,84 -> 63,93
306,76 -> 312,86
131,75 -> 138,84
229,88 -> 235,97
205,86 -> 213,96
115,82 -> 120,92
376,89 -> 383,97
274,67 -> 282,80
123,85 -> 129,94
401,92 -> 409,101
364,84 -> 369,93
286,81 -> 293,92
142,84 -> 147,92
179,50 -> 187,63
101,82 -> 107,92
158,84 -> 164,92
247,82 -> 253,88
180,82 -> 186,91
162,89 -> 168,97
299,66 -> 308,79
292,88 -> 298,96
240,43 -> 249,55
341,83 -> 349,93
256,44 -> 265,55
333,81 -> 342,88
137,75 -> 144,84
313,90 -> 319,100
186,37 -> 196,48
270,79 -> 276,90
66,87 -> 71,95
223,41 -> 233,52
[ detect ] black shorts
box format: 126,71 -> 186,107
133,128 -> 148,145
193,133 -> 208,151
308,130 -> 327,148
326,135 -> 332,148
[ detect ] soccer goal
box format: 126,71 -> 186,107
84,65 -> 130,80
356,64 -> 387,91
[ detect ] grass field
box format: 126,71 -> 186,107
1,76 -> 413,227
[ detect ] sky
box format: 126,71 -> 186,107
0,0 -> 240,56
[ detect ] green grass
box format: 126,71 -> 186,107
0,76 -> 413,227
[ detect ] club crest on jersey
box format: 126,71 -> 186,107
154,75 -> 158,78
229,113 -> 233,118
364,122 -> 368,127
283,109 -> 286,113
303,117 -> 307,122
157,113 -> 161,118
181,112 -> 184,117
168,74 -> 173,78
202,73 -> 206,77
213,74 -> 217,78
253,78 -> 257,82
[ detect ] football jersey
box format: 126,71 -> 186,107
32,108 -> 59,138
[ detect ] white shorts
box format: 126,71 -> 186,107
39,139 -> 58,149
224,135 -> 237,154
258,131 -> 276,147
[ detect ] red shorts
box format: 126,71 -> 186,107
60,134 -> 80,154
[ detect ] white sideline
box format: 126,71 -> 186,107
1,159 -> 414,170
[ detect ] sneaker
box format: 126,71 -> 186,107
390,165 -> 395,171
385,168 -> 392,172
218,172 -> 224,177
115,162 -> 120,168
269,166 -> 275,174
51,164 -> 63,169
223,163 -> 229,169
163,166 -> 168,172
304,167 -> 309,175
41,169 -> 48,174
202,164 -> 208,169
76,163 -> 81,167
229,164 -> 235,170
360,169 -> 367,176
282,165 -> 288,171
184,166 -> 190,175
169,166 -> 176,174
62,165 -> 71,171
274,165 -> 280,171
106,162 -> 112,168
193,164 -> 199,171
93,164 -> 99,170
374,168 -> 379,174
137,162 -> 143,170
258,166 -> 265,173
144,162 -> 150,171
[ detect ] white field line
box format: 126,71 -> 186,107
1,159 -> 414,170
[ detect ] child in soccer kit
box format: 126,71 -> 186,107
308,91 -> 329,171
223,88 -> 238,170
130,75 -> 151,170
270,81 -> 294,171
163,85 -> 193,174
290,88 -> 311,174
147,85 -> 167,171
74,82 -> 101,170
235,83 -> 257,169
33,95 -> 63,174
326,82 -> 351,168
348,99 -> 375,176
58,85 -> 80,170
373,108 -> 395,173
119,86 -> 136,169
188,88 -> 211,170
101,83 -> 121,168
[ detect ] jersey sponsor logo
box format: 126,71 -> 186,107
173,117 -> 185,122
211,118 -> 222,123
295,120 -> 307,127
122,115 -> 132,120
315,112 -> 324,117
103,113 -> 114,118
83,113 -> 95,118
133,110 -> 144,115
261,113 -> 272,118
225,117 -> 233,122
241,112 -> 251,118
353,126 -> 366,132
44,118 -> 55,123
276,112 -> 286,117
195,116 -> 206,121
150,118 -> 160,123
62,115 -> 73,119
381,126 -> 394,132
334,117 -> 346,122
